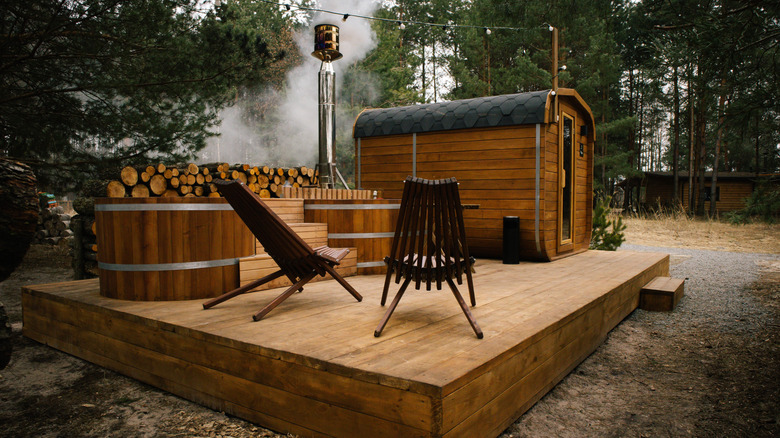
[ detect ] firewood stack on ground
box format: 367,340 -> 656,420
33,206 -> 74,248
69,197 -> 98,280
106,163 -> 320,199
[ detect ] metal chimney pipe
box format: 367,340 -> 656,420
318,60 -> 336,187
312,24 -> 343,188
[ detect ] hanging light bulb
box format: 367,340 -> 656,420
342,14 -> 349,22
398,21 -> 405,30
485,28 -> 492,35
548,25 -> 554,32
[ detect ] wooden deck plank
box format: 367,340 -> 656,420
22,250 -> 669,438
22,296 -> 435,434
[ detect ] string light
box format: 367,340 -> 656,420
262,0 -> 549,34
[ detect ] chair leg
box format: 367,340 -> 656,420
203,269 -> 286,309
445,277 -> 483,339
253,272 -> 317,321
380,265 -> 394,306
374,277 -> 412,337
465,262 -> 476,307
322,264 -> 362,302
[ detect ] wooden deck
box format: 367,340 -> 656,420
22,250 -> 668,437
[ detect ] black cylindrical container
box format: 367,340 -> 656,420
503,216 -> 520,264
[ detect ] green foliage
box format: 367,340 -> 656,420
0,0 -> 293,176
590,197 -> 626,251
725,181 -> 780,224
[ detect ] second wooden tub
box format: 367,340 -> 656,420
303,199 -> 400,275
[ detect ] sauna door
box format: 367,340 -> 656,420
558,112 -> 575,251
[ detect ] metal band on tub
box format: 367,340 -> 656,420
98,258 -> 240,272
95,203 -> 234,211
303,204 -> 400,210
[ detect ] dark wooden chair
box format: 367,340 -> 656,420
375,176 -> 483,338
203,179 -> 362,320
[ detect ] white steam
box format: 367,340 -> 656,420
201,0 -> 380,167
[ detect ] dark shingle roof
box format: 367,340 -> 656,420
354,90 -> 550,138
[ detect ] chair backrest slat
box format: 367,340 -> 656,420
433,179 -> 444,290
395,176 -> 416,284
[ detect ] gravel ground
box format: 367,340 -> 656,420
503,244 -> 780,437
622,243 -> 778,330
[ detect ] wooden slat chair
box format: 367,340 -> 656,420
203,179 -> 362,320
375,176 -> 483,338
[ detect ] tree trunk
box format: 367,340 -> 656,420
624,69 -> 636,212
709,79 -> 727,217
755,114 -> 760,175
672,65 -> 681,204
688,64 -> 695,215
0,158 -> 38,282
637,71 -> 644,173
696,102 -> 707,216
601,88 -> 608,193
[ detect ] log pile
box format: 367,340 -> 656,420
0,157 -> 38,282
106,163 -> 320,199
71,213 -> 98,279
33,206 -> 74,248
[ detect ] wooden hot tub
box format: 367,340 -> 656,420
95,197 -> 254,301
304,199 -> 400,275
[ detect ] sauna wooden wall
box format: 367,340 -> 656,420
357,94 -> 594,261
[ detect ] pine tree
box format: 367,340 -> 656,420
0,0 -> 294,172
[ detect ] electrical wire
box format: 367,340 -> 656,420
251,0 -> 553,33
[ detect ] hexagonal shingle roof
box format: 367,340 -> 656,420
354,90 -> 550,138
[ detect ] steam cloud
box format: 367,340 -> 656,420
201,0 -> 380,167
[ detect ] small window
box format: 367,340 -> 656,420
704,186 -> 721,202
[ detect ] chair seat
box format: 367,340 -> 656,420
314,246 -> 349,264
384,254 -> 475,287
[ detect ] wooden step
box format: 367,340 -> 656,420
639,277 -> 684,311
259,198 -> 305,224
255,222 -> 328,255
239,249 -> 357,292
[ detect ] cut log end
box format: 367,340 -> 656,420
106,181 -> 126,198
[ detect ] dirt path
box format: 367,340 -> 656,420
1,221 -> 778,436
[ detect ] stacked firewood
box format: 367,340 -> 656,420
106,163 -> 319,199
70,207 -> 98,280
34,206 -> 74,247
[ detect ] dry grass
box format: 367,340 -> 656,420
621,212 -> 780,253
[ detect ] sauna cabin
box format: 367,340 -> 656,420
353,88 -> 595,261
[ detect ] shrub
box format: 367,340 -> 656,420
591,196 -> 626,251
725,180 -> 780,224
